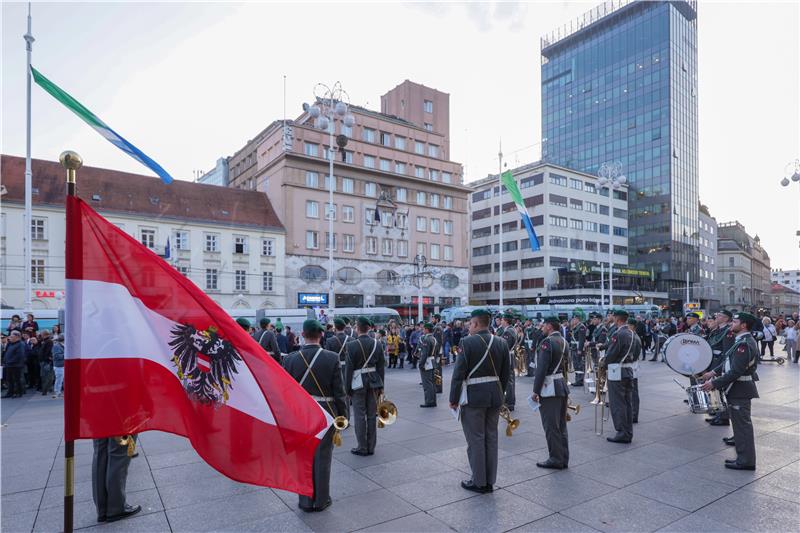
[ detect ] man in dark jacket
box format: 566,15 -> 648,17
252,318 -> 281,364
449,309 -> 510,494
701,312 -> 760,470
36,330 -> 54,395
344,317 -> 385,456
603,309 -> 636,444
2,331 -> 26,398
532,317 -> 569,469
283,319 -> 348,511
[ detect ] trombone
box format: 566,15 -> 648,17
592,357 -> 609,435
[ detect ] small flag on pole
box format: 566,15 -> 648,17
501,170 -> 541,251
164,236 -> 171,260
31,66 -> 174,184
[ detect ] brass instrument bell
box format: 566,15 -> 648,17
499,405 -> 520,437
332,416 -> 349,447
377,394 -> 397,428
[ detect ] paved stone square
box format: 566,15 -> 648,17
3,347 -> 798,532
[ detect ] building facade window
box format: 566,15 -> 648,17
366,236 -> 377,254
417,191 -> 426,205
394,136 -> 406,150
342,206 -> 355,223
430,218 -> 440,234
325,203 -> 336,221
363,155 -> 376,169
443,196 -> 453,209
306,200 -> 319,218
362,128 -> 375,143
379,159 -> 391,171
324,174 -> 336,192
396,187 -> 407,203
140,228 -> 156,249
430,244 -> 440,260
417,242 -> 426,256
31,258 -> 45,284
380,131 -> 391,146
306,171 -> 319,187
442,172 -> 452,184
395,162 -> 406,174
31,218 -> 46,240
365,182 -> 377,197
382,238 -> 393,256
444,220 -> 453,235
415,167 -> 425,178
397,239 -> 408,257
343,234 -> 355,252
396,212 -> 408,229
415,141 -> 425,154
430,169 -> 439,181
342,177 -> 354,193
430,194 -> 440,208
235,270 -> 247,291
444,245 -> 454,261
204,233 -> 219,252
174,230 -> 189,250
304,142 -> 318,157
423,100 -> 433,113
325,232 -> 336,251
306,231 -> 319,249
261,238 -> 274,256
262,272 -> 274,292
205,268 -> 218,290
234,235 -> 249,254
416,216 -> 427,232
550,215 -> 568,227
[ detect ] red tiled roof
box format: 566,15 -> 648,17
1,155 -> 284,232
771,283 -> 800,295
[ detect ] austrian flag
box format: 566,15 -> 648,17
64,196 -> 331,496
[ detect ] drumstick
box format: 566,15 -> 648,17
673,378 -> 687,390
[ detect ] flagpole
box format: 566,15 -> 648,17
498,140 -> 504,309
23,2 -> 34,313
60,150 -> 82,533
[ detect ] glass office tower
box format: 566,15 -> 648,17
541,1 -> 698,297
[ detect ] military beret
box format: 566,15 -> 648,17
572,308 -> 586,320
470,308 -> 491,318
612,309 -> 629,319
686,312 -> 700,319
733,312 -> 757,329
378,329 -> 386,336
334,318 -> 346,328
357,316 -> 371,328
343,317 -> 351,325
302,319 -> 324,334
502,313 -> 515,320
235,317 -> 251,330
717,309 -> 733,319
433,313 -> 441,320
543,316 -> 561,328
423,322 -> 433,330
259,317 -> 271,328
627,317 -> 638,325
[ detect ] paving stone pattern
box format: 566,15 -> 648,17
2,348 -> 798,532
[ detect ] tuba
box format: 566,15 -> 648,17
377,393 -> 397,428
499,405 -> 520,437
332,416 -> 349,447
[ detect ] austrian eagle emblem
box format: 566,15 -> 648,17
168,324 -> 242,406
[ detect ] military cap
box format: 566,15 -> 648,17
543,316 -> 561,328
733,312 -> 757,329
612,309 -> 629,319
259,317 -> 271,328
717,309 -> 733,319
627,317 -> 638,325
235,317 -> 251,330
343,317 -> 351,325
686,312 -> 701,319
502,312 -> 515,320
423,322 -> 433,331
356,316 -> 371,328
572,308 -> 586,320
433,313 -> 441,320
470,308 -> 491,317
302,319 -> 324,334
333,318 -> 346,328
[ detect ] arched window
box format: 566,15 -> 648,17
728,257 -> 734,267
300,265 -> 327,282
337,267 -> 362,285
440,274 -> 460,290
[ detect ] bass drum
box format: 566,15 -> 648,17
663,333 -> 712,376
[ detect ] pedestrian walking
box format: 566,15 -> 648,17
760,317 -> 777,358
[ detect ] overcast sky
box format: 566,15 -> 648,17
2,1 -> 799,269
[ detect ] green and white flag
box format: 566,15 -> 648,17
501,170 -> 541,251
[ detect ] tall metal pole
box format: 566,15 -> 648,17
498,140 -> 504,308
600,262 -> 605,310
415,254 -> 424,324
23,3 -> 34,313
60,149 -> 82,533
608,193 -> 614,308
328,109 -> 335,313
686,270 -> 690,305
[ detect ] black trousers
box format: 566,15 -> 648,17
4,367 -> 24,396
728,397 -> 756,467
608,378 -> 633,440
299,426 -> 334,510
26,358 -> 39,388
760,341 -> 775,357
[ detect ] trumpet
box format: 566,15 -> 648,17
377,394 -> 397,428
114,435 -> 136,457
332,416 -> 349,447
500,405 -> 520,437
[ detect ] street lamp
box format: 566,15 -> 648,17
597,161 -> 627,308
302,83 -> 355,315
413,254 -> 427,324
780,158 -> 800,315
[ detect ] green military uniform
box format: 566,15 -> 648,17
532,318 -> 569,469
419,325 -> 439,407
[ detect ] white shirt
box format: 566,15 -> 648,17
785,327 -> 798,341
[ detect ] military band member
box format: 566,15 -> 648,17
92,437 -> 141,523
602,309 -> 635,443
532,316 -> 569,469
450,309 -> 510,493
252,317 -> 281,364
499,314 -> 518,411
701,312 -> 760,470
344,316 -> 385,456
419,323 -> 439,408
284,320 -> 348,512
568,313 -> 588,387
589,313 -> 607,366
626,318 -> 642,424
686,312 -> 704,336
325,318 -> 352,365
705,310 -> 735,426
525,320 -> 544,377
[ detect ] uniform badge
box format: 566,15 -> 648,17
168,324 -> 242,406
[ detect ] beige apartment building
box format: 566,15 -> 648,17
224,81 -> 469,317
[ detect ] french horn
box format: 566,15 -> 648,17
377,394 -> 397,428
